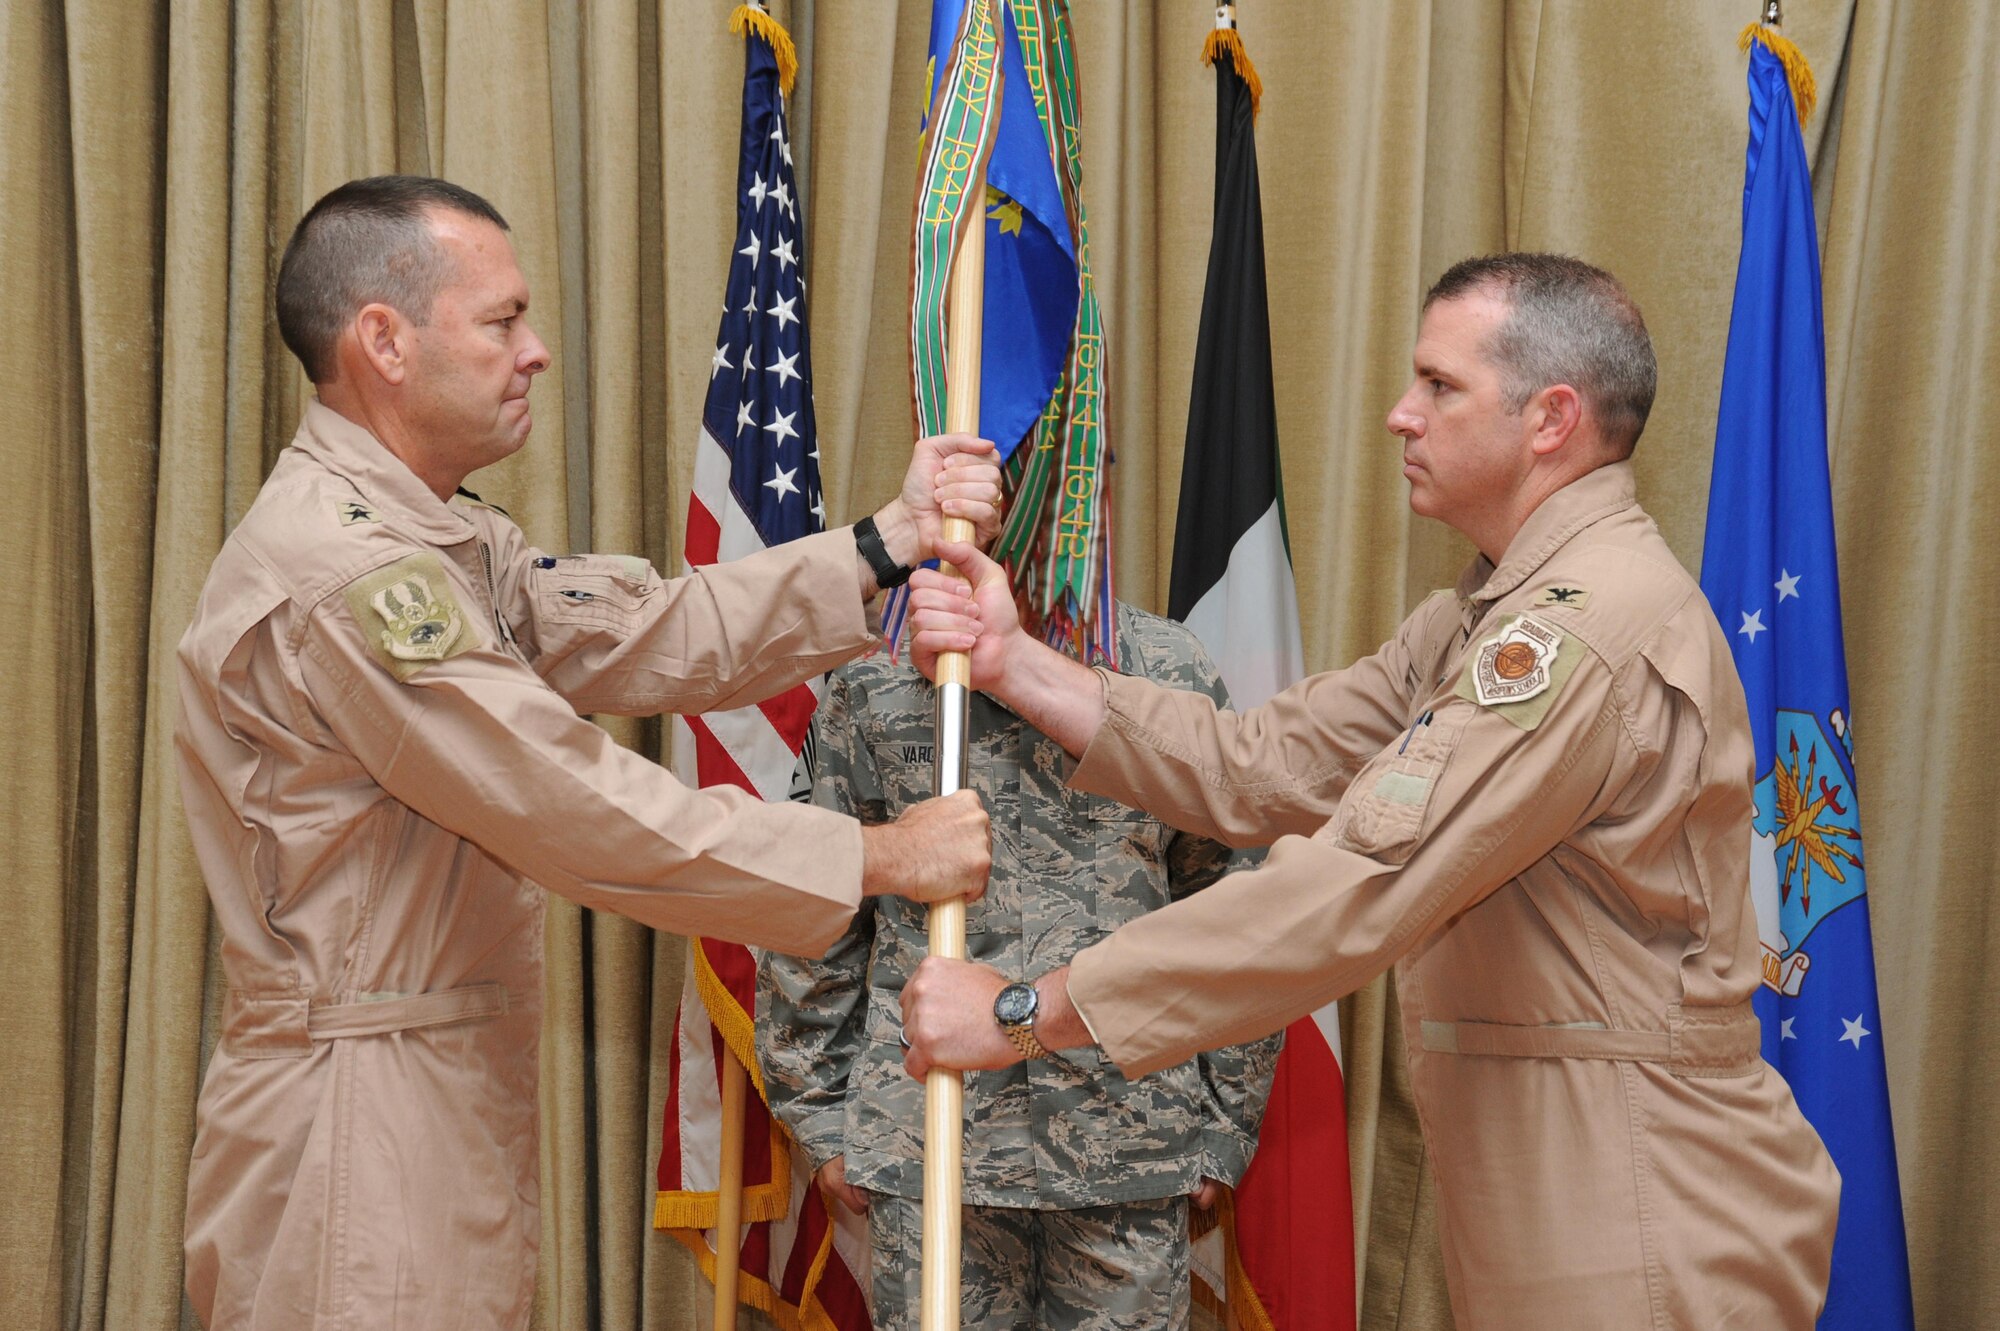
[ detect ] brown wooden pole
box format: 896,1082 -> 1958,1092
711,1047 -> 749,1330
920,146 -> 990,1331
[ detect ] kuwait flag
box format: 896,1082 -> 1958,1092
1170,18 -> 1356,1331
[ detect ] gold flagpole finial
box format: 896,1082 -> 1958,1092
1739,2 -> 1815,123
1202,4 -> 1263,115
728,2 -> 799,96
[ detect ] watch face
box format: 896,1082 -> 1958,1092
994,982 -> 1038,1027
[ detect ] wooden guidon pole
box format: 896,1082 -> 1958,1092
921,155 -> 990,1331
711,1048 -> 749,1330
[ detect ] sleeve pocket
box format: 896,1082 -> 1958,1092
532,553 -> 658,628
1330,706 -> 1467,864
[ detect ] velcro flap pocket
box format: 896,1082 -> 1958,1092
533,553 -> 657,627
1331,706 -> 1467,864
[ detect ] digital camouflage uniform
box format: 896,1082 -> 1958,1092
759,602 -> 1281,1331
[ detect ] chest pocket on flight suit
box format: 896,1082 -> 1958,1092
1332,704 -> 1469,865
532,554 -> 655,629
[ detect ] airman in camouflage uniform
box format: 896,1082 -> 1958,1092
759,601 -> 1282,1331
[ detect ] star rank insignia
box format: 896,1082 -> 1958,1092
338,499 -> 380,525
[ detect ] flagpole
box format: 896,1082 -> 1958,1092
921,136 -> 990,1331
711,1047 -> 749,1330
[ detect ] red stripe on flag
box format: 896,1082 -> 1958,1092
701,936 -> 760,1015
740,1221 -> 773,1286
687,715 -> 758,795
706,1026 -> 775,1190
658,1025 -> 688,1191
1235,1016 -> 1356,1331
811,1241 -> 869,1328
758,682 -> 821,755
685,494 -> 722,568
779,1189 -> 828,1300
781,1186 -> 871,1326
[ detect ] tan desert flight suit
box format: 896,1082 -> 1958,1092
1064,463 -> 1840,1329
177,402 -> 878,1329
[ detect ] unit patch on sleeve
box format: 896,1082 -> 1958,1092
341,554 -> 479,680
1454,613 -> 1586,730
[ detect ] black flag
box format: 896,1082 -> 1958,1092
1169,22 -> 1356,1330
1167,40 -> 1303,708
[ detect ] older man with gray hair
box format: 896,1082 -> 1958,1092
176,174 -> 1000,1330
899,254 -> 1842,1330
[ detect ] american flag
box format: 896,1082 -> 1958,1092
653,13 -> 870,1329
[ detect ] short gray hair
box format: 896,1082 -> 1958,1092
1424,253 -> 1658,456
276,176 -> 509,384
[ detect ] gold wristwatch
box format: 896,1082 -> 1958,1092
993,981 -> 1047,1060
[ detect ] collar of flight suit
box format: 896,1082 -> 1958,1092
1455,461 -> 1641,608
292,398 -> 482,546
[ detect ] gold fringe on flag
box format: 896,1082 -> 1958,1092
730,3 -> 799,97
1738,22 -> 1816,123
1201,26 -> 1263,118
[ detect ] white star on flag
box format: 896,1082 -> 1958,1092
773,236 -> 797,271
1738,609 -> 1767,642
710,342 -> 733,380
735,399 -> 756,438
747,171 -> 768,208
1775,569 -> 1801,601
1840,1015 -> 1872,1048
738,231 -> 762,266
1781,1016 -> 1796,1040
768,294 -> 798,330
764,464 -> 800,500
770,124 -> 792,167
765,408 -> 798,447
773,177 -> 794,216
811,492 -> 825,525
769,349 -> 800,387
740,288 -> 758,315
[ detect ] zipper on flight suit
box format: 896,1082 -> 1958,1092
478,539 -> 525,660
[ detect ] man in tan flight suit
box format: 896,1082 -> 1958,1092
898,254 -> 1841,1329
176,176 -> 1000,1330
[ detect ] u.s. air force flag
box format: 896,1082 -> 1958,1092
1699,34 -> 1914,1330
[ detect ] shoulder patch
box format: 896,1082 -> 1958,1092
342,554 -> 478,680
1454,613 -> 1584,730
1532,584 -> 1590,609
336,498 -> 380,525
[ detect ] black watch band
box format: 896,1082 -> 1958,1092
853,515 -> 914,590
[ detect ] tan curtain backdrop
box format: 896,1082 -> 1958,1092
4,2 -> 1995,1329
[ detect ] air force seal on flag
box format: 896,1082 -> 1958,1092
1749,707 -> 1866,997
342,553 -> 478,680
